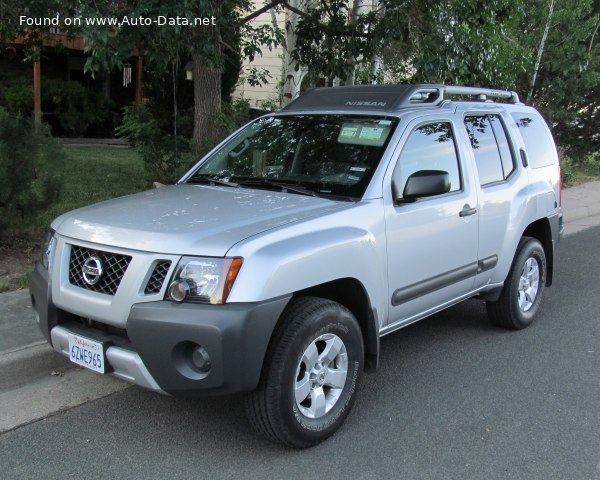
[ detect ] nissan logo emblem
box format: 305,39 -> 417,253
82,256 -> 103,285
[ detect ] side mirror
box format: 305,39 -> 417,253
392,170 -> 451,203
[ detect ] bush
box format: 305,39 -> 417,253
0,107 -> 64,230
116,104 -> 194,184
0,79 -> 115,136
42,79 -> 115,136
582,152 -> 600,173
0,79 -> 33,116
560,156 -> 576,185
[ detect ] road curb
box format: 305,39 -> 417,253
0,342 -> 75,394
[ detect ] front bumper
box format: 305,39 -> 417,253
30,263 -> 291,396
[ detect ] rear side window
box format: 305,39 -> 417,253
510,113 -> 556,168
395,122 -> 461,194
464,115 -> 515,186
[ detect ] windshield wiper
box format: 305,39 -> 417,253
188,175 -> 239,188
237,179 -> 317,197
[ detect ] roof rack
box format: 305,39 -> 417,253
281,84 -> 522,113
436,86 -> 521,104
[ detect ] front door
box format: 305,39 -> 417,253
385,120 -> 479,327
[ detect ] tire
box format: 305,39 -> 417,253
487,236 -> 547,330
246,296 -> 364,448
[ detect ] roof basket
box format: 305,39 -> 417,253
441,86 -> 521,104
395,85 -> 521,109
281,84 -> 522,113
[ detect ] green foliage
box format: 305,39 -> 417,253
560,152 -> 600,185
582,152 -> 600,172
408,0 -> 527,88
292,0 -> 527,88
116,98 -> 254,183
0,79 -> 116,136
76,1 -> 268,77
560,156 -> 576,185
518,0 -> 600,155
0,0 -> 75,49
0,107 -> 63,230
42,79 -> 115,136
116,104 -> 194,184
0,79 -> 32,116
217,99 -> 252,137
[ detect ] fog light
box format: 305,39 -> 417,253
191,345 -> 211,373
168,279 -> 191,303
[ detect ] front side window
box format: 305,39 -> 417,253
185,115 -> 398,200
394,122 -> 461,196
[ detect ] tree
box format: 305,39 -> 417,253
517,0 -> 600,153
0,107 -> 63,228
287,0 -> 527,89
282,0 -> 311,104
60,1 -> 278,151
357,0 -> 526,89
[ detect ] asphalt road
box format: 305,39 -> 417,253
2,227 -> 599,480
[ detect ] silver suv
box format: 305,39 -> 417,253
30,84 -> 563,448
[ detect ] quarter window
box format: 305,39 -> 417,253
511,113 -> 556,168
394,122 -> 461,196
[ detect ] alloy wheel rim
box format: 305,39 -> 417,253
294,333 -> 348,419
518,257 -> 540,311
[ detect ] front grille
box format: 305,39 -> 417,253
144,260 -> 172,294
69,245 -> 132,296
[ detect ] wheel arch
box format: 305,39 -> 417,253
522,218 -> 554,286
292,278 -> 380,373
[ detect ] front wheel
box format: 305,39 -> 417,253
246,296 -> 364,448
487,236 -> 547,329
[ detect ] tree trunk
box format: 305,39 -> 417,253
192,54 -> 221,152
527,0 -> 555,103
282,0 -> 308,105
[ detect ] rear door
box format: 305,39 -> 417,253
462,112 -> 519,288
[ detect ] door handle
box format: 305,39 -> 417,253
459,205 -> 477,217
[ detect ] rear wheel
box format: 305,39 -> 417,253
487,236 -> 547,329
246,296 -> 364,448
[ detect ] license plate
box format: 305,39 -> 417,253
68,333 -> 106,374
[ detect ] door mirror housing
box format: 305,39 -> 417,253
392,170 -> 451,203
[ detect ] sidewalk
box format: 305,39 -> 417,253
1,181 -> 600,376
560,180 -> 600,234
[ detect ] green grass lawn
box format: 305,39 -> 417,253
34,145 -> 149,232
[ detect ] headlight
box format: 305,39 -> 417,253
167,256 -> 243,304
41,230 -> 57,271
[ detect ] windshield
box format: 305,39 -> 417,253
184,114 -> 398,200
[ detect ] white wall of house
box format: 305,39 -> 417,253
233,4 -> 285,109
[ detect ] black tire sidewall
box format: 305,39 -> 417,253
506,239 -> 547,328
275,302 -> 363,445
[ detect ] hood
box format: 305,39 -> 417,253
52,184 -> 347,256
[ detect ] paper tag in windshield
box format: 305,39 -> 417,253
339,126 -> 359,139
359,127 -> 384,141
338,122 -> 391,147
